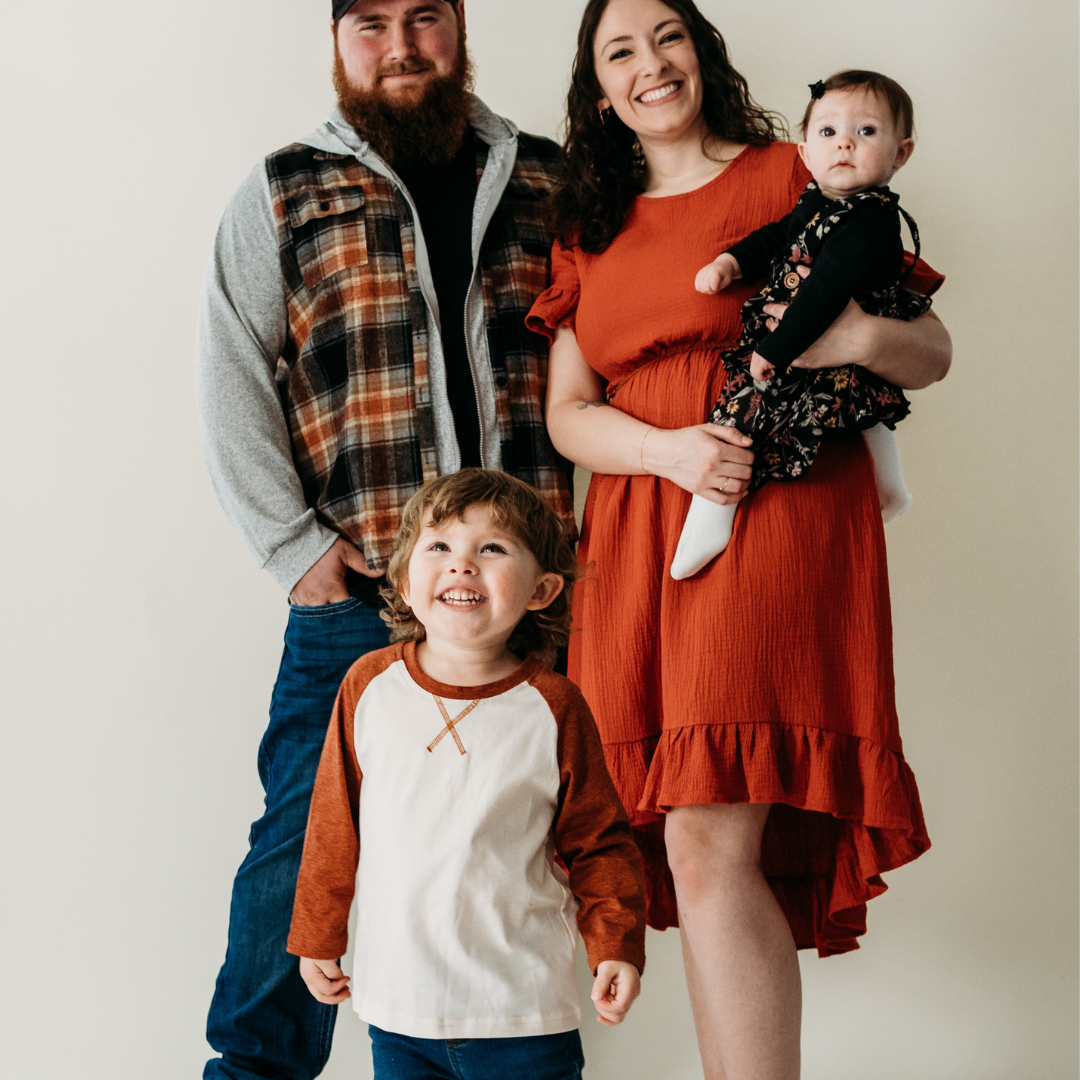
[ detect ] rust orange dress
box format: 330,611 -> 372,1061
527,142 -> 936,957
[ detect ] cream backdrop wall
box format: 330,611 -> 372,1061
0,2 -> 1075,1077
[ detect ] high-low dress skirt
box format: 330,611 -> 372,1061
568,345 -> 930,956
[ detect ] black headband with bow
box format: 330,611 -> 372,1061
809,80 -> 826,99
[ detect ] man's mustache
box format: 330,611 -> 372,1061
377,60 -> 435,79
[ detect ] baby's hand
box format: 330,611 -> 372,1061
749,352 -> 775,382
590,960 -> 641,1026
695,252 -> 741,295
299,957 -> 351,1004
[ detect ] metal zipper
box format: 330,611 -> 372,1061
462,267 -> 484,468
462,143 -> 518,472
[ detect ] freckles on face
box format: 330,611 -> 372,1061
592,0 -> 704,139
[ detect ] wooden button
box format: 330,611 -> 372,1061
784,272 -> 801,290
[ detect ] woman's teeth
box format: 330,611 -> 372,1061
640,83 -> 679,104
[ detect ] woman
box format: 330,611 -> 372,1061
527,1 -> 950,1077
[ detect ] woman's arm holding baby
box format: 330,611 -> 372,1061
773,301 -> 952,389
546,325 -> 754,504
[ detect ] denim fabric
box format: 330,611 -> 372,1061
205,599 -> 391,1080
368,1025 -> 585,1080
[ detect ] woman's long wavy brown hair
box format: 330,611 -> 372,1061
551,0 -> 786,254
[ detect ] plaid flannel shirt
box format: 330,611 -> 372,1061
265,127 -> 572,572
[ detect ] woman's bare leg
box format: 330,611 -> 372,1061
666,803 -> 802,1080
680,925 -> 728,1080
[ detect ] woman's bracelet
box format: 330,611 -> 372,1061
639,426 -> 657,474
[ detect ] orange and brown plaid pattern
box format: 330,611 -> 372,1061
266,136 -> 573,572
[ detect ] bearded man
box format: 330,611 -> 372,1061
195,4 -> 572,1077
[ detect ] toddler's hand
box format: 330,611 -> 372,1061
590,960 -> 641,1026
749,352 -> 775,382
299,956 -> 351,1004
694,253 -> 740,295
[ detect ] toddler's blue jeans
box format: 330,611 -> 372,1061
368,1025 -> 586,1080
204,598 -> 390,1080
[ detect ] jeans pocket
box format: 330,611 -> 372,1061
288,596 -> 362,618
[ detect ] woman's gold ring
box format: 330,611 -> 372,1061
719,478 -> 727,493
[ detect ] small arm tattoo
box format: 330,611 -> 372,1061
576,400 -> 609,409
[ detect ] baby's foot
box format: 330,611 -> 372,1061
862,424 -> 913,523
671,496 -> 738,579
879,486 -> 913,523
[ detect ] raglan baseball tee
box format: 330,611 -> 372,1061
287,641 -> 647,1039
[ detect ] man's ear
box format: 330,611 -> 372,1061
456,0 -> 466,35
892,138 -> 915,171
525,573 -> 564,612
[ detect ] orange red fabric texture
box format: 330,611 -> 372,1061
526,142 -> 939,956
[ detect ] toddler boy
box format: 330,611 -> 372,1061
288,468 -> 646,1079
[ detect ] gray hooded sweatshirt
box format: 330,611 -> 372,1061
196,97 -> 543,592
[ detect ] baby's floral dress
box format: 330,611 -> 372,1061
713,182 -> 932,489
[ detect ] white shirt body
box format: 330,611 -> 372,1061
351,657 -> 581,1039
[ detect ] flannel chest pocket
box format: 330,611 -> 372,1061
287,186 -> 369,291
501,177 -> 554,259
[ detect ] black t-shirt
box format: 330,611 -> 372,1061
397,130 -> 482,467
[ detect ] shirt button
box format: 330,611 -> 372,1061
495,376 -> 508,388
784,272 -> 801,290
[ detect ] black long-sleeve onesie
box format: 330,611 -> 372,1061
711,181 -> 931,488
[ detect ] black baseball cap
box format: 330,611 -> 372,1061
333,0 -> 458,18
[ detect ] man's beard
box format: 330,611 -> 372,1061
332,34 -> 474,170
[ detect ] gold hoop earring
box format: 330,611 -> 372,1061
598,107 -> 608,125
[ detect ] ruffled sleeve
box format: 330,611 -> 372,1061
902,253 -> 945,296
526,237 -> 581,342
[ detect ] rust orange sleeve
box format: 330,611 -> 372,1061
535,669 -> 648,975
287,645 -> 401,960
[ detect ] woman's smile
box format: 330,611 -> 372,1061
593,0 -> 705,145
637,79 -> 683,104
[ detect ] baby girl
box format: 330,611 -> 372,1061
672,69 -> 933,580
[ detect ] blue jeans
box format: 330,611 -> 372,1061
368,1025 -> 585,1080
205,599 -> 391,1080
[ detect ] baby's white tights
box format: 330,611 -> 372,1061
861,423 -> 914,522
669,424 -> 913,580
